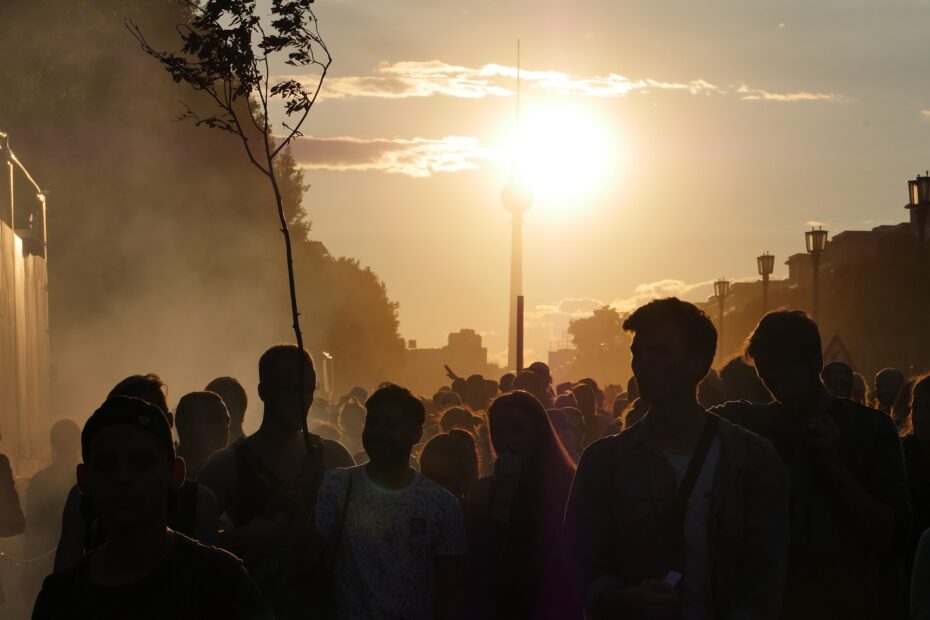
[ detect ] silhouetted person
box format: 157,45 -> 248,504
500,373 -> 516,394
314,384 -> 465,620
697,370 -> 726,408
573,382 -> 609,447
338,400 -> 366,457
875,367 -> 906,415
421,430 -> 479,507
440,406 -> 482,434
197,345 -> 353,619
559,406 -> 585,462
26,420 -> 80,559
0,439 -> 24,537
514,370 -> 551,408
821,361 -> 854,399
903,375 -> 930,587
205,376 -> 248,446
55,374 -> 219,572
720,355 -> 771,403
32,396 -> 272,620
565,298 -> 789,620
466,390 -> 579,619
913,528 -> 930,619
175,392 -> 230,480
716,310 -> 911,619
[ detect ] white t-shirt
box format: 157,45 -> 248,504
315,465 -> 466,620
663,435 -> 721,620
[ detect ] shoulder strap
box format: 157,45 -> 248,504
675,414 -> 719,507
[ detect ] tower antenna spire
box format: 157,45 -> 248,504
516,39 -> 521,137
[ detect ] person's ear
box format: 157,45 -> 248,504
170,457 -> 186,490
76,463 -> 90,495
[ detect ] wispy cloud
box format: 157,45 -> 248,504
288,135 -> 494,177
610,279 -> 717,312
920,109 -> 930,118
737,84 -> 842,102
304,61 -> 722,101
295,61 -> 843,104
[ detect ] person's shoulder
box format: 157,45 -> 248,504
416,473 -> 460,508
321,438 -> 355,467
0,453 -> 11,470
200,444 -> 240,474
834,397 -> 893,427
715,414 -> 783,467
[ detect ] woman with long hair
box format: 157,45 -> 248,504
465,390 -> 579,619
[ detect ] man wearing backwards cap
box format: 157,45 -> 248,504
32,396 -> 272,620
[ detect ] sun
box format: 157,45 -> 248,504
505,102 -> 617,206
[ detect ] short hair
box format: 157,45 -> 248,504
745,309 -> 822,370
50,419 -> 81,455
205,377 -> 247,421
623,298 -> 717,376
365,383 -> 425,428
822,361 -> 853,379
338,401 -> 366,430
175,391 -> 229,439
440,407 -> 481,432
259,344 -> 316,386
108,374 -> 169,416
82,396 -> 175,462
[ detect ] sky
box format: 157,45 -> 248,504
266,0 -> 930,365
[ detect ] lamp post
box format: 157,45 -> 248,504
757,252 -> 775,315
805,227 -> 829,323
714,278 -> 731,355
907,173 -> 930,357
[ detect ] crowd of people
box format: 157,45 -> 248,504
1,298 -> 930,619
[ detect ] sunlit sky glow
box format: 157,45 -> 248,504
264,0 -> 930,365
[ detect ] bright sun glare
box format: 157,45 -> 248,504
506,102 -> 616,206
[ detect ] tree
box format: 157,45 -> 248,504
127,0 -> 331,449
0,0 -> 403,425
567,305 -> 631,386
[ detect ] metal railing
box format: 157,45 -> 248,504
0,131 -> 47,259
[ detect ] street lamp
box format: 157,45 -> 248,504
907,172 -> 930,357
757,252 -> 775,315
805,227 -> 829,322
714,278 -> 731,355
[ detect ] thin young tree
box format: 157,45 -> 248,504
127,1 -> 329,452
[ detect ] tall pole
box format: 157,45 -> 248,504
761,273 -> 770,315
718,296 -> 725,355
516,295 -> 525,372
811,251 -> 821,323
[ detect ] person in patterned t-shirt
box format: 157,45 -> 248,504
315,384 -> 465,620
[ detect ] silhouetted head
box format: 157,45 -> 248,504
109,374 -> 171,426
50,419 -> 81,462
204,376 -> 247,428
440,406 -> 482,434
572,383 -> 597,420
851,373 -> 867,404
698,371 -> 726,408
875,368 -> 906,412
363,384 -> 424,463
554,392 -> 577,409
338,401 -> 366,447
720,356 -> 771,403
499,373 -> 516,393
309,421 -> 342,443
175,392 -> 229,469
257,344 -> 316,432
488,391 -> 574,474
559,406 -> 585,454
821,362 -> 853,399
577,377 -> 603,409
349,386 -> 368,403
621,397 -> 650,430
513,370 -> 549,406
436,389 -> 463,410
528,362 -> 552,388
745,310 -> 822,410
78,396 -> 184,533
907,375 -> 930,441
420,430 -> 478,503
623,298 -> 717,404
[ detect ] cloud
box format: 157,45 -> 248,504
288,134 -> 495,177
302,61 -> 722,101
737,84 -> 842,102
920,109 -> 930,118
292,61 -> 843,104
610,279 -> 717,312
